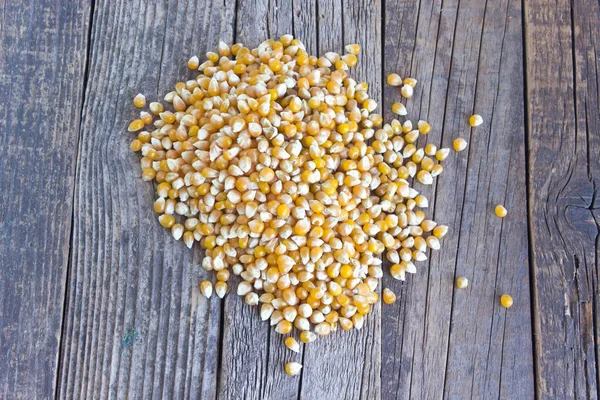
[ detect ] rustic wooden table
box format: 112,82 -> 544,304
1,0 -> 598,398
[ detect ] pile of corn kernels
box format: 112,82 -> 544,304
128,35 -> 472,376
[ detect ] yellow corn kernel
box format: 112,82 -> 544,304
158,214 -> 175,228
300,330 -> 317,343
187,56 -> 199,70
417,120 -> 431,134
285,337 -> 300,353
453,138 -> 467,152
500,294 -> 513,308
128,119 -> 144,132
285,362 -> 302,376
200,280 -> 213,298
345,43 -> 361,55
456,277 -> 468,289
383,288 -> 396,304
495,205 -> 507,218
275,320 -> 292,335
391,102 -> 407,116
469,114 -> 483,127
387,73 -> 402,86
133,93 -> 146,108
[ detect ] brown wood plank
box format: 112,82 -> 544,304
297,1 -> 382,399
382,0 -> 535,398
525,0 -> 600,397
0,1 -> 91,398
57,1 -> 236,399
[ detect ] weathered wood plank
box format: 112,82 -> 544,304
0,0 -> 91,398
216,2 -> 382,399
216,2 -> 304,399
525,0 -> 600,397
382,0 -> 535,398
57,1 -> 235,399
297,1 -> 382,399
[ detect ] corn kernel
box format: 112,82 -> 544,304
500,294 -> 513,308
453,138 -> 467,152
469,114 -> 483,127
133,93 -> 146,108
495,205 -> 508,218
285,362 -> 302,376
456,277 -> 468,289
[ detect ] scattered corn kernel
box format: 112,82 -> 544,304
453,138 -> 468,152
383,288 -> 396,304
469,114 -> 483,127
392,102 -> 407,116
133,93 -> 146,108
500,294 -> 513,308
456,277 -> 468,289
200,280 -> 213,298
285,362 -> 302,376
187,56 -> 200,70
401,84 -> 413,99
215,281 -> 227,298
387,73 -> 403,86
495,205 -> 507,218
285,337 -> 300,353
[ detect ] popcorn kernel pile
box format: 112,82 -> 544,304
128,35 -> 456,375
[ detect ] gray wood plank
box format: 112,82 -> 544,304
525,0 -> 600,397
298,1 -> 382,399
215,2 -> 303,399
382,0 -> 535,398
0,0 -> 91,398
217,2 -> 382,399
57,1 -> 235,399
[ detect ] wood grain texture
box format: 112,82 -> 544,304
525,0 -> 600,397
216,2 -> 303,399
57,1 -> 235,399
0,0 -> 594,398
382,0 -> 535,398
216,2 -> 382,399
298,1 -> 382,399
0,0 -> 91,398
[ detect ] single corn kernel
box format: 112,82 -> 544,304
401,84 -> 413,99
495,205 -> 508,218
345,43 -> 361,55
215,281 -> 227,298
387,73 -> 403,86
417,120 -> 431,134
403,77 -> 417,87
133,93 -> 146,108
433,225 -> 448,238
300,331 -> 317,343
285,362 -> 302,376
436,148 -> 450,161
453,138 -> 467,152
469,114 -> 483,127
285,337 -> 300,353
187,56 -> 200,70
158,214 -> 175,228
276,320 -> 292,335
456,277 -> 468,289
383,288 -> 396,304
500,294 -> 513,308
130,139 -> 142,152
200,280 -> 213,298
128,119 -> 144,132
391,102 -> 407,116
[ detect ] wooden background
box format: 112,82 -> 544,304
0,0 -> 598,398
